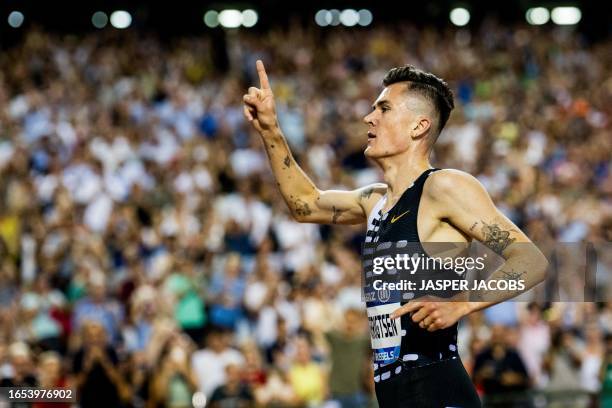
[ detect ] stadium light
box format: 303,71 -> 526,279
315,10 -> 331,27
526,7 -> 550,25
450,7 -> 470,26
8,11 -> 24,28
110,10 -> 132,29
92,11 -> 109,29
204,11 -> 219,27
205,9 -> 258,28
551,7 -> 581,25
316,9 -> 372,27
340,9 -> 359,27
329,9 -> 341,26
241,9 -> 258,27
218,9 -> 242,28
358,9 -> 373,26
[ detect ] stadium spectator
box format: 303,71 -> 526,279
191,329 -> 244,397
33,351 -> 70,408
473,325 -> 531,406
322,308 -> 370,408
543,328 -> 588,407
287,335 -> 327,406
147,334 -> 198,408
71,320 -> 129,407
209,363 -> 255,407
0,342 -> 38,393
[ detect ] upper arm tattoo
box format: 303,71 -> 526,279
481,221 -> 516,254
359,187 -> 374,200
283,155 -> 291,168
332,206 -> 345,224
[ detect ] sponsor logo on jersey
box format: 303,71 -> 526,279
377,288 -> 391,302
390,210 -> 410,223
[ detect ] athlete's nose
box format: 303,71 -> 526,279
363,111 -> 375,126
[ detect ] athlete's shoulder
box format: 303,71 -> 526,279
425,168 -> 485,200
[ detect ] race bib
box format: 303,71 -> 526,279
367,302 -> 402,366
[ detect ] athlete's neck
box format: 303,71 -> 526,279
378,153 -> 431,208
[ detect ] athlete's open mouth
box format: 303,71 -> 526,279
368,131 -> 376,139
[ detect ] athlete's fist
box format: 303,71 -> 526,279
243,60 -> 278,133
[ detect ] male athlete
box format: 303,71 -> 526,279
243,60 -> 548,407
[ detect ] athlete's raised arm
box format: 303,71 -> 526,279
391,169 -> 549,329
243,60 -> 386,224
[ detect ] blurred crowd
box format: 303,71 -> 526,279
0,20 -> 610,408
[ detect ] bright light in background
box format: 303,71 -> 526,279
315,10 -> 331,26
204,10 -> 219,27
316,9 -> 372,27
340,9 -> 359,27
110,10 -> 132,29
8,11 -> 24,28
329,9 -> 341,26
241,9 -> 258,27
205,9 -> 258,28
551,7 -> 581,25
218,9 -> 242,28
358,9 -> 373,26
526,7 -> 549,25
92,11 -> 108,29
192,391 -> 207,408
450,7 -> 470,26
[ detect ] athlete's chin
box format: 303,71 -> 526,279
364,146 -> 385,159
364,145 -> 377,156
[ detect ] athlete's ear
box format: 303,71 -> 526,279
410,116 -> 431,139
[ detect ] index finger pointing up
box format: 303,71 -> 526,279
256,60 -> 270,89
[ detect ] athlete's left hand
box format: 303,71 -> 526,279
390,296 -> 473,332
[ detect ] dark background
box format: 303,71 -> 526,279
0,0 -> 608,41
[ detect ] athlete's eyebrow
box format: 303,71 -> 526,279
372,100 -> 391,110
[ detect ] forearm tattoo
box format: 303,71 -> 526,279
481,221 -> 516,254
501,269 -> 526,280
474,269 -> 526,302
283,155 -> 291,168
294,199 -> 311,217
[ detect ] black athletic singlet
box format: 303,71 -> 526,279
363,168 -> 481,407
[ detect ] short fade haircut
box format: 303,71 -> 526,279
383,65 -> 454,134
